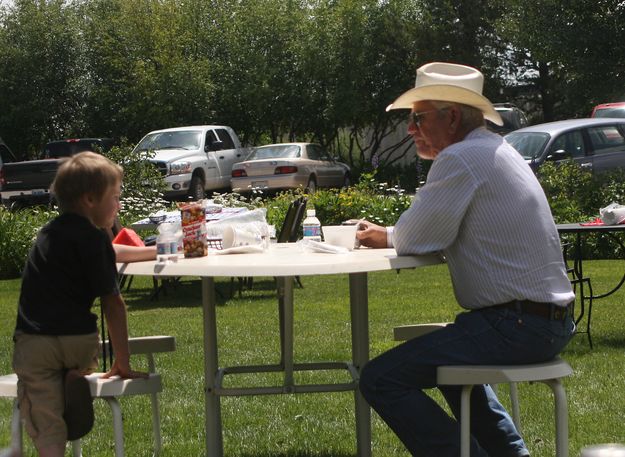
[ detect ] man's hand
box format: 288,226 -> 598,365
101,359 -> 148,380
356,220 -> 389,248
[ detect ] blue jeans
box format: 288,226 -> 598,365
359,305 -> 575,457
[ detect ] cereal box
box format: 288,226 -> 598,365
180,202 -> 208,257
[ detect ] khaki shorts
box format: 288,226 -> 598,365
12,332 -> 99,448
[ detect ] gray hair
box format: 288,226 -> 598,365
431,101 -> 485,131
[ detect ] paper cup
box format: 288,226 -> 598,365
322,225 -> 358,251
222,226 -> 262,249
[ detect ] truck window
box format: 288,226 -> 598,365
215,129 -> 235,150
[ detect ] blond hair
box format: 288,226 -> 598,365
51,151 -> 123,211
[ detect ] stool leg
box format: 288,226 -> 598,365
460,385 -> 472,457
71,439 -> 82,457
10,400 -> 22,454
104,398 -> 125,457
150,392 -> 162,455
543,379 -> 569,457
509,382 -> 521,432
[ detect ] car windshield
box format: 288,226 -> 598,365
135,131 -> 202,151
504,132 -> 550,160
248,145 -> 301,160
594,108 -> 625,118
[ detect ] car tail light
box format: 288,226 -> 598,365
232,169 -> 247,178
274,166 -> 298,174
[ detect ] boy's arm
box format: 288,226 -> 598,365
113,244 -> 156,263
100,293 -> 148,379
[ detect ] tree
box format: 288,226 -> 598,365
0,0 -> 85,157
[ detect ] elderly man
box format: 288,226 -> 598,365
357,62 -> 575,456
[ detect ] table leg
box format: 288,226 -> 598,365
202,277 -> 223,457
349,272 -> 371,457
279,276 -> 295,389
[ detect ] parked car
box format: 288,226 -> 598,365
133,125 -> 246,200
504,118 -> 625,174
591,102 -> 625,118
486,103 -> 529,135
230,143 -> 350,193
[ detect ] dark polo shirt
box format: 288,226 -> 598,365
16,212 -> 119,335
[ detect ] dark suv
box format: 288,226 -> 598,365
486,103 -> 529,135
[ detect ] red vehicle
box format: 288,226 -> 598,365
591,102 -> 625,118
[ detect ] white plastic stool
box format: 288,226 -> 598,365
0,335 -> 174,456
437,357 -> 573,457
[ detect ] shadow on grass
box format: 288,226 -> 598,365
121,276 -> 284,311
237,452 -> 354,457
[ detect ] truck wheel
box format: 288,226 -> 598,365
306,176 -> 317,193
189,175 -> 205,201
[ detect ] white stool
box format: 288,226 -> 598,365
0,335 -> 174,457
393,323 -> 573,457
437,358 -> 572,457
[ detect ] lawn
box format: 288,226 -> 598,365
1,260 -> 625,456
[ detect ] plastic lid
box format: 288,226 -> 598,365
306,209 -> 316,216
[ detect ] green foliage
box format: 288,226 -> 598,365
103,143 -> 170,227
260,173 -> 412,232
0,206 -> 57,279
538,161 -> 625,258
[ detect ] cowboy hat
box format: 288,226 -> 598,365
386,62 -> 503,126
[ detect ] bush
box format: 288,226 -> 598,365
103,143 -> 170,227
0,206 -> 57,279
538,161 -> 625,258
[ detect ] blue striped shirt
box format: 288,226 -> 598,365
392,128 -> 574,308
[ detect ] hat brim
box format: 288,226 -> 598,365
386,85 -> 503,126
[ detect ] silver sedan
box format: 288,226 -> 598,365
231,143 -> 350,193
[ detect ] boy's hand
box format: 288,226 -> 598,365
101,359 -> 149,379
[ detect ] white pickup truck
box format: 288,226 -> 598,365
133,125 -> 247,200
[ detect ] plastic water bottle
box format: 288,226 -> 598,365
302,209 -> 322,242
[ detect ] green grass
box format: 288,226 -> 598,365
2,261 -> 625,456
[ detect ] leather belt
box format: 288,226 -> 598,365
493,300 -> 574,321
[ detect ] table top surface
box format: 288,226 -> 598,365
556,222 -> 625,233
118,244 -> 443,278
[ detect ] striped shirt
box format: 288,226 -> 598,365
392,127 -> 574,309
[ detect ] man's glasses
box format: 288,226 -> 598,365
408,109 -> 444,127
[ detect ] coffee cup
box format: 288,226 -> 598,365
222,226 -> 262,249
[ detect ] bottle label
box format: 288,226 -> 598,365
303,225 -> 321,237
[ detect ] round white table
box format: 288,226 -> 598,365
119,244 -> 443,456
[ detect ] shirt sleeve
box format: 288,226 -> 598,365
393,152 -> 478,255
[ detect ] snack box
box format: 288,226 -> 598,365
180,202 -> 208,257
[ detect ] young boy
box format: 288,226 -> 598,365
12,151 -> 146,457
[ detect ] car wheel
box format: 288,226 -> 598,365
342,174 -> 351,188
189,175 -> 205,201
306,176 -> 317,193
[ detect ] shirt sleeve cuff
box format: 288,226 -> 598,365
386,227 -> 394,248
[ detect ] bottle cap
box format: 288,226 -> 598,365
307,209 -> 316,216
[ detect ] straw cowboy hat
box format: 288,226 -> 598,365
386,62 -> 503,126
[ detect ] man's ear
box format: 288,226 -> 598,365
81,192 -> 98,209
